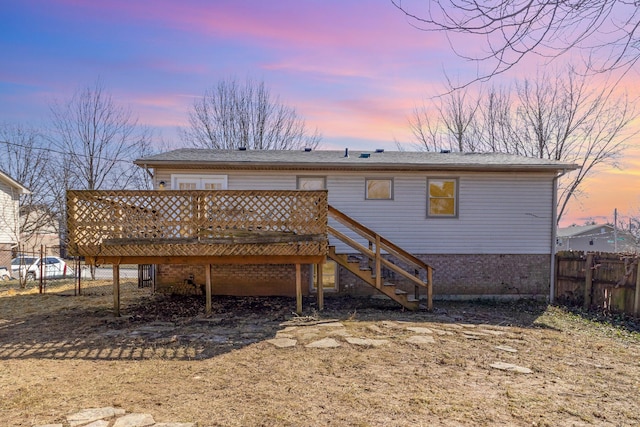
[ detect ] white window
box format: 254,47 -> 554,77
366,178 -> 393,200
171,174 -> 228,190
297,176 -> 326,190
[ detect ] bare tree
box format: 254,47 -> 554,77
49,81 -> 152,276
181,77 -> 321,150
0,123 -> 55,240
0,123 -> 58,287
410,85 -> 479,152
391,1 -> 640,81
49,80 -> 152,192
409,67 -> 639,223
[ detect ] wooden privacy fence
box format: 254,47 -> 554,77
556,251 -> 640,317
67,190 -> 328,259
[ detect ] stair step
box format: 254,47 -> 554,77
395,289 -> 407,295
407,296 -> 419,302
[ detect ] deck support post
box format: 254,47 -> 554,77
316,262 -> 324,311
205,264 -> 212,315
113,264 -> 120,317
296,263 -> 302,315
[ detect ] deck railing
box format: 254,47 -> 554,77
67,190 -> 328,257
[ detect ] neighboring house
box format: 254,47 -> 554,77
557,224 -> 638,253
0,170 -> 29,270
19,206 -> 60,257
127,148 -> 577,302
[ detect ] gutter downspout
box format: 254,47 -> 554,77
550,169 -> 567,303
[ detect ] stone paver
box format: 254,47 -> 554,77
490,361 -> 533,374
345,337 -> 389,347
406,327 -> 433,334
306,337 -> 341,348
112,413 -> 155,427
406,335 -> 436,346
67,407 -> 126,427
37,407 -> 194,427
266,337 -> 297,348
316,322 -> 345,328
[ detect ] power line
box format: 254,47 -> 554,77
0,139 -> 142,165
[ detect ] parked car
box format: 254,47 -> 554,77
11,256 -> 70,280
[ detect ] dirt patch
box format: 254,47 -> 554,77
1,280 -> 639,426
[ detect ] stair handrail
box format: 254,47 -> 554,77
327,205 -> 434,275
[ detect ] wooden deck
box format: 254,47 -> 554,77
67,189 -> 433,315
67,190 -> 329,315
67,189 -> 328,263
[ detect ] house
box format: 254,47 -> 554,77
557,224 -> 638,253
0,170 -> 30,270
19,205 -> 61,257
66,148 -> 577,314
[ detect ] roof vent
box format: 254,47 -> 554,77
359,153 -> 371,158
440,149 -> 451,154
238,146 -> 247,151
375,148 -> 384,153
304,147 -> 312,152
344,148 -> 349,158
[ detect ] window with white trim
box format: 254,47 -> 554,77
171,174 -> 228,190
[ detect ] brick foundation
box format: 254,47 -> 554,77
156,264 -> 311,297
155,254 -> 550,299
338,254 -> 551,298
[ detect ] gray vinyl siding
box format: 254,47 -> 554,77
156,169 -> 555,255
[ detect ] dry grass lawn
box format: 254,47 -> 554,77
1,279 -> 639,427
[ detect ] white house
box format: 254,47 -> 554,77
133,148 -> 578,302
0,170 -> 29,270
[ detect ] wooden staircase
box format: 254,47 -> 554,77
327,205 -> 434,311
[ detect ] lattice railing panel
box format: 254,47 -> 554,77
67,190 -> 328,257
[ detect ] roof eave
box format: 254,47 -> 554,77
134,159 -> 579,173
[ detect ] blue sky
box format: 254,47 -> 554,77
1,0 -> 639,226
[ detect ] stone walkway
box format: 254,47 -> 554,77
266,318 -> 533,373
34,407 -> 194,427
32,318 -> 533,427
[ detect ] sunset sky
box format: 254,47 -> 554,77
1,0 -> 639,227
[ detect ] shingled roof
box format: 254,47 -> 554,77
135,148 -> 578,172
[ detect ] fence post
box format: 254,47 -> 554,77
583,253 -> 594,310
634,259 -> 640,317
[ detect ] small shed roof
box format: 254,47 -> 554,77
135,149 -> 579,173
557,224 -> 615,238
